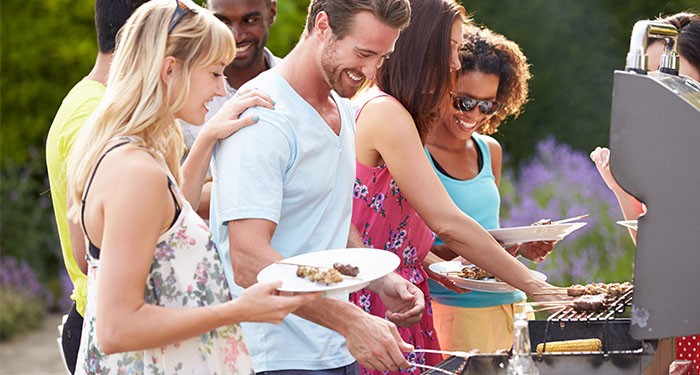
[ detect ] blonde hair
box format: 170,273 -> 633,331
67,0 -> 235,221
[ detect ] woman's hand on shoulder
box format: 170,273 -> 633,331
200,88 -> 275,142
229,281 -> 321,325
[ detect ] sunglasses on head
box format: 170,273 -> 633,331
452,93 -> 502,115
167,0 -> 198,34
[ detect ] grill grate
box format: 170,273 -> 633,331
546,287 -> 634,322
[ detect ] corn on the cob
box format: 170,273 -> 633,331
536,338 -> 602,354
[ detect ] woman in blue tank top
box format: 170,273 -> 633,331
424,24 -> 555,354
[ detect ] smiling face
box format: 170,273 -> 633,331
209,0 -> 275,70
319,11 -> 400,98
443,70 -> 500,140
175,61 -> 227,125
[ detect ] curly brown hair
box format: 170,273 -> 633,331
458,23 -> 531,135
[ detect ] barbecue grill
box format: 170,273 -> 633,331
424,19 -> 700,375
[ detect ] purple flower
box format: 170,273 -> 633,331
370,193 -> 385,212
500,136 -> 636,285
194,261 -> 211,285
402,245 -> 417,264
358,292 -> 372,312
154,242 -> 176,262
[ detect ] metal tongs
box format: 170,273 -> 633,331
410,348 -> 476,375
412,348 -> 475,359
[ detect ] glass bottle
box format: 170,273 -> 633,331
507,312 -> 539,375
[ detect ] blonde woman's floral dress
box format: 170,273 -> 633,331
349,161 -> 442,374
75,157 -> 254,374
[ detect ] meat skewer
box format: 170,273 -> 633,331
276,261 -> 361,277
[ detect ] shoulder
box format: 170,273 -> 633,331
64,80 -> 106,116
265,48 -> 283,67
476,134 -> 502,156
99,146 -> 166,189
355,94 -> 413,131
49,81 -> 105,136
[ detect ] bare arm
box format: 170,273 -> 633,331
91,149 -> 316,354
228,218 -> 414,371
195,180 -> 212,219
66,202 -> 88,274
181,90 -> 274,209
356,98 -> 555,300
590,147 -> 645,243
347,224 -> 365,248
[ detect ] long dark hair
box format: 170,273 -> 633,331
376,0 -> 465,142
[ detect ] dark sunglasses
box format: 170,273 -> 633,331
167,0 -> 198,34
452,93 -> 503,115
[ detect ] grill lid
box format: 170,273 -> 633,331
608,70 -> 700,339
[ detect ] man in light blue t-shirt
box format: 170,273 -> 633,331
210,1 -> 422,374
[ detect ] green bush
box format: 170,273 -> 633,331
0,287 -> 46,341
0,257 -> 50,341
0,147 -> 61,281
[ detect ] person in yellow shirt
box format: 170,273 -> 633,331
45,1 -> 149,372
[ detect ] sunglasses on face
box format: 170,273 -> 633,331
167,0 -> 198,34
452,93 -> 502,115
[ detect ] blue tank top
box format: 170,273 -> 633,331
426,134 -> 525,307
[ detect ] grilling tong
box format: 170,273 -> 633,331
409,349 -> 475,375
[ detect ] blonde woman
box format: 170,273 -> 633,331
66,1 -> 318,373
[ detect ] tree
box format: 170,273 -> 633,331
461,0 -> 698,164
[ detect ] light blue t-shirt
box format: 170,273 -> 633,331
426,134 -> 525,307
210,70 -> 356,371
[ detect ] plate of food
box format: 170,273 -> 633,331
429,261 -> 547,293
616,220 -> 638,231
257,248 -> 400,295
487,222 -> 587,246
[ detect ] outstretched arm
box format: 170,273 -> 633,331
356,97 -> 558,301
590,147 -> 645,242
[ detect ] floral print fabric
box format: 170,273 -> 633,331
350,161 -> 442,374
75,197 -> 254,375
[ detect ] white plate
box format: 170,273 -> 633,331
616,220 -> 638,231
257,248 -> 400,295
429,261 -> 547,293
487,222 -> 587,245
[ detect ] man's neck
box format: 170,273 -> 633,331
86,52 -> 112,85
277,39 -> 332,106
225,52 -> 270,90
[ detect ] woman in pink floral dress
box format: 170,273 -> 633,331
66,1 -> 317,373
350,1 -> 560,373
351,161 -> 439,369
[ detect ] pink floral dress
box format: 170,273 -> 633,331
75,191 -> 254,374
350,161 -> 442,374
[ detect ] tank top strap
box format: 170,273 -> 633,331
472,134 -> 494,177
354,88 -> 390,120
81,137 -> 182,260
81,138 -> 132,259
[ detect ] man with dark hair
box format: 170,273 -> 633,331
211,0 -> 419,373
45,0 -> 148,372
181,0 -> 279,218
